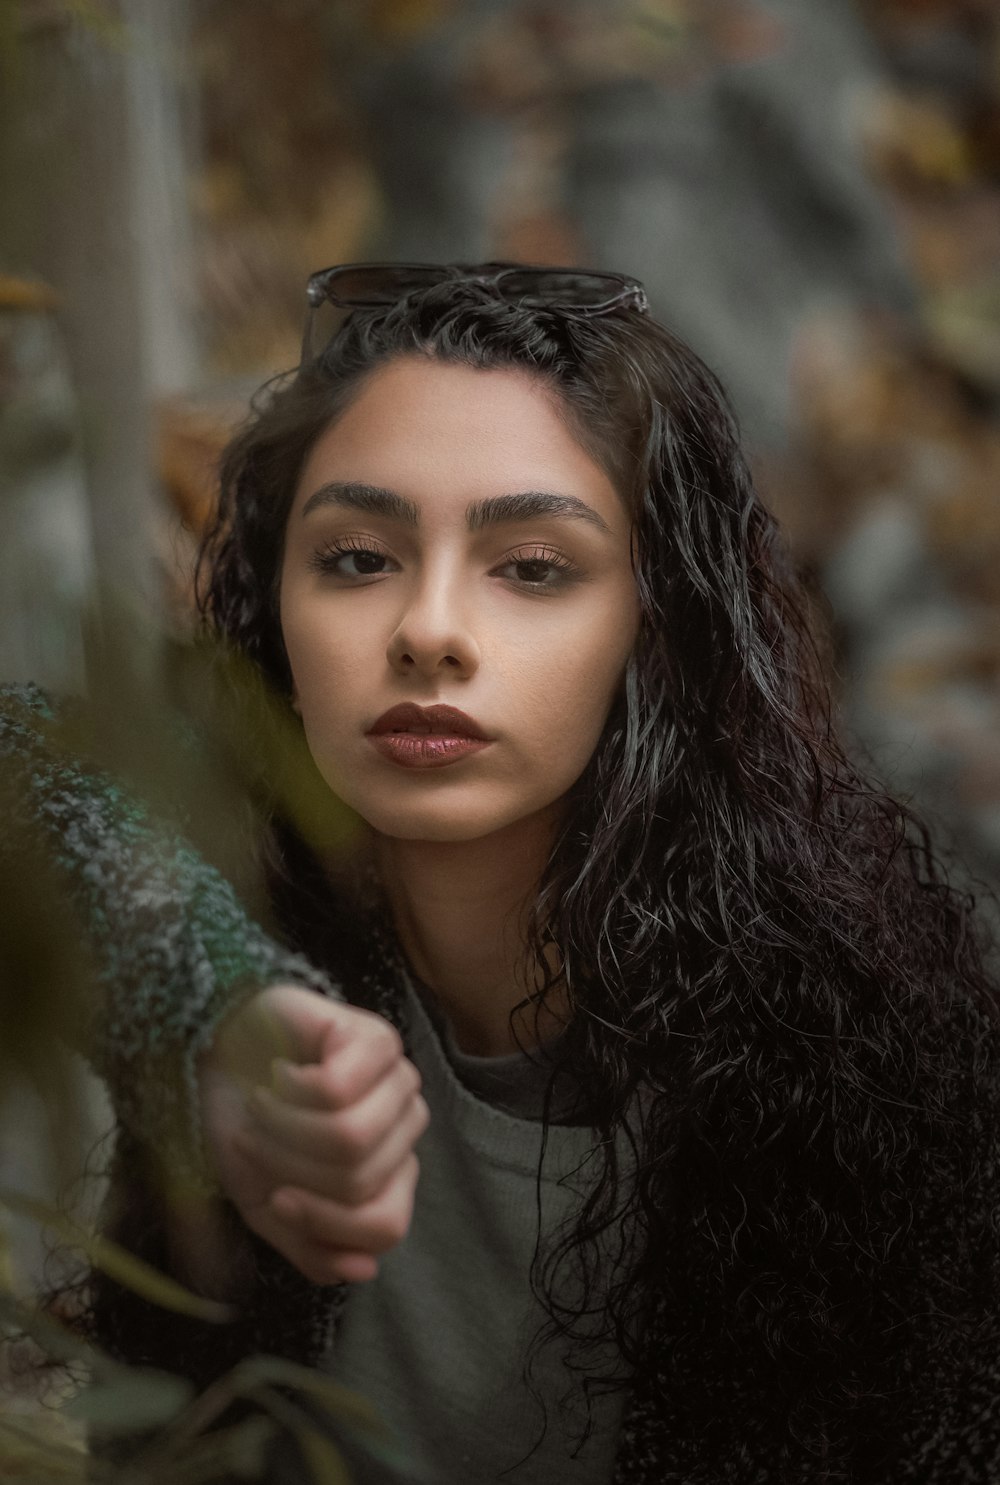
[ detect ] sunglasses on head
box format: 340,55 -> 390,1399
300,260 -> 650,361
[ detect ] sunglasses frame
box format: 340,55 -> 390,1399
301,260 -> 650,361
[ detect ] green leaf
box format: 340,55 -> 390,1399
0,1187 -> 234,1323
248,1387 -> 354,1485
296,1427 -> 353,1485
235,1361 -> 413,1473
107,1408 -> 277,1485
201,1412 -> 274,1482
65,1369 -> 193,1432
229,1354 -> 387,1436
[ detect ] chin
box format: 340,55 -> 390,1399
362,808 -> 514,844
353,789 -> 547,844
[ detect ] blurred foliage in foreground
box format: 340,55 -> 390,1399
0,627 -> 386,1483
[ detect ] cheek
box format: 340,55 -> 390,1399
286,640 -> 361,725
280,590 -> 355,717
516,602 -> 637,756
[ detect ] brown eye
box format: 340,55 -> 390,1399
309,542 -> 396,578
495,548 -> 579,590
514,558 -> 556,585
349,550 -> 388,575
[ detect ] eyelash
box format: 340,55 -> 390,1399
308,539 -> 580,590
500,546 -> 578,589
308,535 -> 391,578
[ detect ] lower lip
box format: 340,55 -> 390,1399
367,733 -> 492,769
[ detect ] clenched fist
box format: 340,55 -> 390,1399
197,984 -> 429,1286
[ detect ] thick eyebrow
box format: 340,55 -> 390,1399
301,482 -> 420,524
466,491 -> 612,535
300,481 -> 612,535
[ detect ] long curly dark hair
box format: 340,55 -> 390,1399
197,281 -> 1000,1480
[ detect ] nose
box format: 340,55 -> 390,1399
386,572 -> 480,680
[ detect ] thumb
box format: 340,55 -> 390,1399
210,982 -> 348,1086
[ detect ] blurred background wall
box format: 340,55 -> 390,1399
2,0 -> 999,891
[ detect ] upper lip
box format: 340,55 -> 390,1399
368,703 -> 489,739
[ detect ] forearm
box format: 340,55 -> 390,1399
0,682 -> 338,1191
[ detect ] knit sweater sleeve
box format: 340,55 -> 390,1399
0,681 -> 339,1190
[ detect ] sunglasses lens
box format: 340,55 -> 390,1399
497,269 -> 626,307
324,265 -> 447,305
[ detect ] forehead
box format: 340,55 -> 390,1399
292,357 -> 623,517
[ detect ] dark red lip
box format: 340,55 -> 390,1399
368,703 -> 489,740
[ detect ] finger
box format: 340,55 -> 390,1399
240,1204 -> 379,1286
249,1058 -> 422,1163
235,1092 -> 430,1206
270,1153 -> 420,1255
236,987 -> 391,1069
206,987 -> 352,1092
308,1001 -> 402,1070
337,1095 -> 430,1205
270,1017 -> 406,1111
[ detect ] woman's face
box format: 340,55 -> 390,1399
279,356 -> 641,843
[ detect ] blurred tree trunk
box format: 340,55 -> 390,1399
0,0 -> 199,681
0,0 -> 197,1293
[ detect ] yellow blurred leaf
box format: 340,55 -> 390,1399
367,0 -> 454,45
868,92 -> 974,188
296,1428 -> 353,1485
0,1221 -> 14,1293
0,1415 -> 90,1481
925,277 -> 1000,390
0,1188 -> 234,1324
0,273 -> 59,312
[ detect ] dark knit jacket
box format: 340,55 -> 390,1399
3,682 -> 1000,1484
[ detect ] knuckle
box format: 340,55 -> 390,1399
340,1167 -> 378,1206
412,1095 -> 431,1137
331,1111 -> 370,1161
268,1187 -> 300,1226
367,1211 -> 410,1252
314,1063 -> 352,1110
369,1016 -> 403,1058
367,1174 -> 417,1251
289,1197 -> 347,1251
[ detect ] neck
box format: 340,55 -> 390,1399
372,810 -> 567,1057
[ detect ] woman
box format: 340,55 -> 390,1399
3,262 -> 1000,1484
